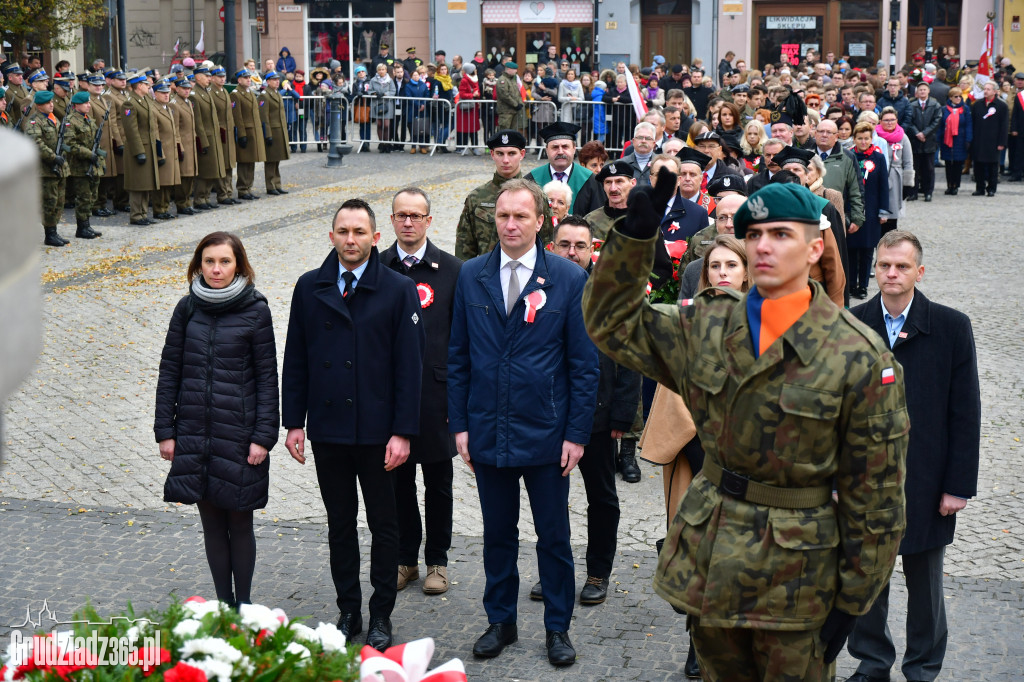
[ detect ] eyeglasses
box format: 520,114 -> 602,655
715,214 -> 735,224
555,241 -> 592,252
392,213 -> 428,224
634,135 -> 655,142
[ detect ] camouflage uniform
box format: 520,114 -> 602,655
582,229 -> 909,681
63,109 -> 105,222
681,223 -> 718,267
24,109 -> 70,240
454,170 -> 553,260
495,72 -> 525,131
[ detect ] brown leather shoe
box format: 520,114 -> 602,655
397,564 -> 419,591
422,565 -> 449,594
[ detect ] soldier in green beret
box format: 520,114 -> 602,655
24,90 -> 71,246
583,177 -> 909,681
63,90 -> 104,239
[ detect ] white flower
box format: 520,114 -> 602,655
238,603 -> 280,632
173,619 -> 202,638
289,623 -> 317,643
179,637 -> 243,663
271,608 -> 289,626
314,622 -> 346,652
125,626 -> 140,647
284,641 -> 311,664
188,657 -> 235,682
184,600 -> 230,619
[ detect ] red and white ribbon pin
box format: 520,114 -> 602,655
524,290 -> 547,323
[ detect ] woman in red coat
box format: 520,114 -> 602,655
456,63 -> 482,155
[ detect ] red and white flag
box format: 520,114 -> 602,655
881,367 -> 895,385
172,38 -> 180,59
623,72 -> 648,122
974,22 -> 995,99
195,21 -> 206,56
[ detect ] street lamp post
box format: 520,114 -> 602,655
326,89 -> 352,167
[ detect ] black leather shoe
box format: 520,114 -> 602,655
987,190 -> 996,197
336,612 -> 362,638
194,203 -> 212,211
276,188 -> 289,194
265,188 -> 281,195
950,187 -> 958,195
905,193 -> 918,201
177,207 -> 198,216
545,630 -> 576,667
618,439 -> 641,483
239,193 -> 259,200
579,576 -> 609,605
972,190 -> 986,196
923,194 -> 932,202
116,205 -> 132,213
473,623 -> 517,658
844,674 -> 890,682
684,635 -> 701,678
92,209 -> 114,217
366,616 -> 393,652
529,581 -> 543,601
129,219 -> 155,226
153,212 -> 176,220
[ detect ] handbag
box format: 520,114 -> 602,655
353,100 -> 371,124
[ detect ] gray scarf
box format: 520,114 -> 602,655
189,275 -> 256,314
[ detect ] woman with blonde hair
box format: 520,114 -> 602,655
740,119 -> 767,169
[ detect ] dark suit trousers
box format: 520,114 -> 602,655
395,459 -> 454,567
847,546 -> 947,681
474,461 -> 574,631
312,442 -> 398,618
577,431 -> 620,578
913,151 -> 936,195
974,161 -> 999,193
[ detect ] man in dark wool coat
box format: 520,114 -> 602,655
380,187 -> 462,597
846,230 -> 981,682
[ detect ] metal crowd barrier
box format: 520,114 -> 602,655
346,95 -> 454,157
287,94 -> 352,151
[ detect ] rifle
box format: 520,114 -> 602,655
87,105 -> 112,178
52,114 -> 68,175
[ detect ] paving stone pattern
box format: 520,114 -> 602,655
1,152 -> 1022,680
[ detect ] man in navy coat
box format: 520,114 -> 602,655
846,230 -> 980,682
448,178 -> 599,667
281,198 -> 425,652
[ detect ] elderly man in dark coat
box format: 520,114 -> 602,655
380,187 -> 462,597
847,230 -> 980,682
970,80 -> 1009,196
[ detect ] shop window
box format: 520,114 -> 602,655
842,30 -> 876,68
483,27 -> 518,68
908,0 -> 961,27
641,0 -> 691,16
757,15 -> 823,71
840,0 -> 880,21
559,27 -> 594,72
351,1 -> 395,18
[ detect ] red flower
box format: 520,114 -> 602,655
184,596 -> 207,604
164,661 -> 208,682
133,647 -> 171,676
255,628 -> 272,646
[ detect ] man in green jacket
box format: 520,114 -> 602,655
63,90 -> 105,239
24,91 -> 71,246
495,62 -> 524,132
812,119 -> 866,231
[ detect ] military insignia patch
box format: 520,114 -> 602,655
748,196 -> 769,219
259,100 -> 265,107
411,312 -> 419,324
501,133 -> 509,144
609,163 -> 617,173
124,108 -> 131,116
723,177 -> 731,187
770,110 -> 781,123
881,367 -> 895,385
231,101 -> 236,108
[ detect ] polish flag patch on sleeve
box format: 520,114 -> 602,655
881,367 -> 895,385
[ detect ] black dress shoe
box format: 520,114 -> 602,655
529,581 -> 543,601
844,674 -> 890,682
239,193 -> 259,200
987,190 -> 996,196
116,205 -> 131,212
545,630 -> 576,667
923,194 -> 932,202
473,623 -> 517,658
579,576 -> 609,605
365,616 -> 393,652
972,190 -> 986,196
129,219 -> 154,226
194,203 -> 212,211
276,188 -> 289,194
177,207 -> 198,216
154,212 -> 176,220
336,612 -> 362,638
265,188 -> 281,195
905,194 -> 918,201
684,634 -> 700,678
950,187 -> 958,195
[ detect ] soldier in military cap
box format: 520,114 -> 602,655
260,71 -> 290,195
3,65 -> 32,128
151,80 -> 181,220
583,178 -> 908,682
105,70 -> 132,212
170,76 -> 199,215
402,47 -> 423,75
84,75 -> 117,217
210,67 -> 240,206
455,129 -> 526,259
26,69 -> 49,93
191,67 -> 225,210
231,68 -> 266,200
495,62 -> 524,132
371,42 -> 396,73
52,77 -> 74,121
120,72 -> 161,225
24,90 -> 71,246
62,90 -> 105,239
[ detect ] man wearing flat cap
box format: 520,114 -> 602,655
583,179 -> 908,681
525,121 -> 597,214
495,62 -> 524,132
25,89 -> 72,245
456,129 -> 552,259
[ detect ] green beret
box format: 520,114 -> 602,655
504,61 -> 518,70
733,184 -> 828,239
34,90 -> 55,105
71,91 -> 91,104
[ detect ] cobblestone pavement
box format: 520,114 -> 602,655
1,151 -> 1022,679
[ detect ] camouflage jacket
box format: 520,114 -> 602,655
24,111 -> 70,179
455,170 -> 554,260
582,228 -> 908,630
680,223 -> 718,267
63,110 -> 104,177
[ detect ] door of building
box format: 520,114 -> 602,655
906,0 -> 962,62
482,26 -> 595,73
641,23 -> 691,68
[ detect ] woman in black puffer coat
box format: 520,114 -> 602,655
155,231 -> 279,607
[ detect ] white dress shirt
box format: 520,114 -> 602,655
396,241 -> 428,263
499,243 -> 537,308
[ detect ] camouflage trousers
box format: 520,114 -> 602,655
690,617 -> 836,682
67,175 -> 99,221
41,177 -> 67,228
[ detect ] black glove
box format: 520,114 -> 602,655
266,137 -> 273,147
178,149 -> 185,162
237,136 -> 248,148
620,166 -> 677,240
135,153 -> 146,165
97,149 -> 108,158
158,158 -> 166,167
200,147 -> 208,155
114,145 -> 124,156
54,155 -> 66,167
819,609 -> 857,664
515,103 -> 523,111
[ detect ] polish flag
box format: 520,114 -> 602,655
195,21 -> 206,56
624,72 -> 648,122
974,22 -> 995,99
881,367 -> 895,385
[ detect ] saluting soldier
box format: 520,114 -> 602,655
151,80 -> 181,220
2,64 -> 32,128
119,72 -> 161,225
230,68 -> 266,200
52,77 -> 74,120
170,76 -> 199,215
583,179 -> 909,681
259,70 -> 290,195
105,70 -> 132,212
210,67 -> 240,205
23,91 -> 71,246
190,67 -> 225,211
62,90 -> 105,239
85,74 -> 117,217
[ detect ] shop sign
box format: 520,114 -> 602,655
780,43 -> 800,65
518,0 -> 557,23
605,21 -> 618,29
448,0 -> 467,11
848,43 -> 867,56
278,5 -> 302,11
255,0 -> 267,34
766,16 -> 817,30
722,1 -> 743,15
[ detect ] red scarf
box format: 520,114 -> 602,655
943,105 -> 961,147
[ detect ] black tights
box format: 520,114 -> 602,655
197,500 -> 256,605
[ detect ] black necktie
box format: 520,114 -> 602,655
341,271 -> 355,299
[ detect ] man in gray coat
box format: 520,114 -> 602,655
907,82 -> 942,201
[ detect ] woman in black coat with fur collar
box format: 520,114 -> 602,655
155,232 -> 279,607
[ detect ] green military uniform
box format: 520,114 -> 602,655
171,90 -> 198,212
582,185 -> 908,681
583,206 -> 621,241
454,170 -> 554,260
260,86 -> 290,193
681,223 -> 718,267
63,106 -> 106,231
231,86 -> 266,196
191,82 -> 225,208
211,81 -> 237,203
24,102 -> 70,245
53,91 -> 72,121
152,98 -> 181,217
495,70 -> 525,131
87,89 -> 117,216
120,89 -> 161,223
5,83 -> 33,129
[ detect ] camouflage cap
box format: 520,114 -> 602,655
733,183 -> 828,239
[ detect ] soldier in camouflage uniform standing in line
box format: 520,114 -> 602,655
62,90 -> 105,239
495,62 -> 525,133
24,91 -> 71,246
583,177 -> 909,682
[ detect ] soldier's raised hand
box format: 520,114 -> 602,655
620,165 -> 676,240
